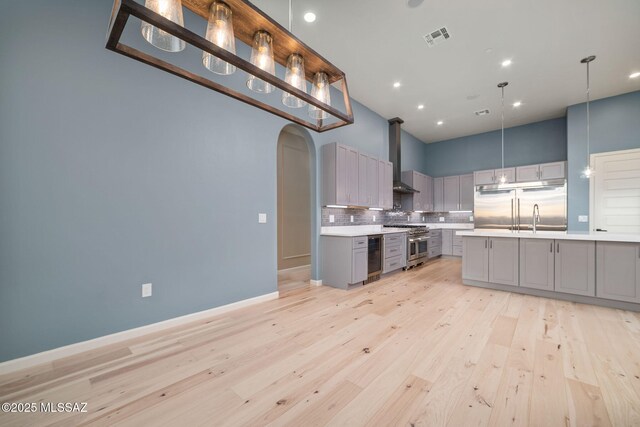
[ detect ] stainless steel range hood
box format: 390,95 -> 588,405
389,117 -> 418,194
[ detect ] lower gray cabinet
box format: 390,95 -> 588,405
352,248 -> 368,284
489,237 -> 519,286
442,229 -> 453,255
519,238 -> 554,290
596,242 -> 640,303
555,240 -> 595,296
462,237 -> 489,282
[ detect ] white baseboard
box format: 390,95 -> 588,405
310,279 -> 322,286
0,291 -> 279,375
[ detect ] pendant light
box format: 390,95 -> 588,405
281,1 -> 307,108
497,82 -> 509,184
202,2 -> 236,75
309,72 -> 331,119
141,0 -> 186,52
247,30 -> 276,93
581,55 -> 596,178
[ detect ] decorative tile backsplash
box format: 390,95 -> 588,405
321,208 -> 473,227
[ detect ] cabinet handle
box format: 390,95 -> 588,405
485,240 -> 487,249
550,242 -> 553,253
490,239 -> 493,249
557,243 -> 560,253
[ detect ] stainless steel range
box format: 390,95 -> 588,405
384,225 -> 430,269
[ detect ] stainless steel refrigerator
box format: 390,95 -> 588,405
474,179 -> 567,231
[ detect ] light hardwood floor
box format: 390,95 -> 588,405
2,258 -> 640,426
277,265 -> 311,295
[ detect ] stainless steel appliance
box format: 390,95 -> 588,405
384,225 -> 430,268
474,179 -> 567,231
366,235 -> 383,284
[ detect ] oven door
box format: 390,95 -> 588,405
416,236 -> 430,258
408,236 -> 429,261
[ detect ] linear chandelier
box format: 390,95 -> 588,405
106,0 -> 354,132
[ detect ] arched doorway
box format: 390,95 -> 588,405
276,125 -> 317,293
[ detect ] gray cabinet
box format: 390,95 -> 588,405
596,242 -> 640,303
519,238 -> 555,290
444,176 -> 460,211
474,168 -> 515,185
383,233 -> 406,273
424,175 -> 433,212
516,164 -> 539,182
459,174 -> 474,211
378,160 -> 393,210
352,248 -> 368,284
358,153 -> 378,207
433,177 -> 444,212
489,237 -> 519,286
516,161 -> 566,183
401,171 -> 431,212
555,240 -> 595,296
462,237 -> 489,282
321,235 -> 369,289
428,229 -> 442,258
322,143 -> 359,206
442,229 -> 453,255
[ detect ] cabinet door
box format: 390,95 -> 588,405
516,165 -> 540,182
413,172 -> 424,211
433,177 -> 444,211
489,237 -> 519,286
462,237 -> 489,282
425,175 -> 433,212
358,153 -> 369,206
555,240 -> 595,296
443,176 -> 460,211
334,144 -> 349,205
496,168 -> 516,183
540,161 -> 566,180
596,242 -> 640,303
346,147 -> 359,205
459,174 -> 474,211
442,229 -> 453,255
368,156 -> 379,208
519,238 -> 554,290
384,161 -> 393,209
351,248 -> 368,284
474,170 -> 495,185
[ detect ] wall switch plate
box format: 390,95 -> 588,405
578,215 -> 588,223
258,213 -> 267,223
350,215 -> 354,223
422,216 -> 425,222
373,215 -> 376,222
407,216 -> 411,221
142,283 -> 152,298
469,215 -> 474,222
439,217 -> 445,222
329,215 -> 335,223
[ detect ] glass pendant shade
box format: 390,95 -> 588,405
246,31 -> 275,93
202,2 -> 236,75
282,54 -> 307,108
141,0 -> 186,52
308,72 -> 331,119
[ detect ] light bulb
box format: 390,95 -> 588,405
247,31 -> 275,93
309,72 -> 331,120
141,0 -> 186,52
499,175 -> 507,184
583,166 -> 593,178
202,2 -> 236,75
282,54 -> 307,108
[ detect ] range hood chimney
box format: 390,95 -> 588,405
389,117 -> 418,194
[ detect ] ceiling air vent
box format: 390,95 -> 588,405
423,26 -> 451,47
475,109 -> 490,116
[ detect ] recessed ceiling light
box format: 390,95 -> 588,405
485,48 -> 493,54
501,59 -> 512,67
393,82 -> 401,88
417,104 -> 424,110
406,0 -> 425,7
303,12 -> 316,23
630,72 -> 640,79
437,120 -> 444,126
513,101 -> 522,107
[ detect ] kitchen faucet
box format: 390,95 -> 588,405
532,204 -> 540,233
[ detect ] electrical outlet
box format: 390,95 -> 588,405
350,215 -> 354,223
422,216 -> 425,222
373,215 -> 376,222
578,215 -> 588,223
407,216 -> 410,221
329,215 -> 335,223
142,283 -> 152,298
439,216 -> 445,222
258,213 -> 267,223
469,215 -> 474,222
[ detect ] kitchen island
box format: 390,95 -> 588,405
457,230 -> 640,311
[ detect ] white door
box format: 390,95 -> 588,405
592,149 -> 640,233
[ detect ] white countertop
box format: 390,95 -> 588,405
456,229 -> 640,243
410,223 -> 474,230
321,225 -> 410,237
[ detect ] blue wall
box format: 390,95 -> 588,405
0,0 -> 427,362
423,118 -> 567,177
567,91 -> 640,231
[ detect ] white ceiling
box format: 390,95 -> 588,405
252,0 -> 640,143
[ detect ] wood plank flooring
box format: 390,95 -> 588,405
2,258 -> 640,426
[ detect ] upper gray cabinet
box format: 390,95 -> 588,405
516,161 -> 566,182
596,242 -> 640,303
322,143 -> 359,206
401,171 -> 430,212
357,153 -> 378,207
459,174 -> 474,211
378,160 -> 393,210
474,168 -> 516,185
444,176 -> 460,211
433,177 -> 444,212
424,175 -> 433,212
